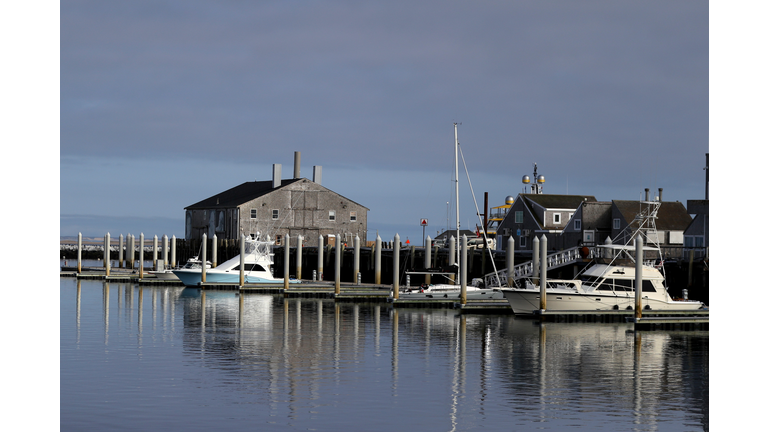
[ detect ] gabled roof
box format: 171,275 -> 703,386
613,200 -> 692,231
521,194 -> 597,210
185,179 -> 303,210
434,229 -> 478,241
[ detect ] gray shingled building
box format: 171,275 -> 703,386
184,154 -> 369,245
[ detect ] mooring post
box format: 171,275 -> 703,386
375,235 -> 382,285
540,235 -> 547,311
635,237 -> 643,319
119,234 -> 124,268
240,234 -> 245,287
335,234 -> 341,294
425,236 -> 432,285
460,235 -> 467,305
171,235 -> 176,268
153,235 -> 158,270
162,235 -> 169,269
507,235 -> 515,287
297,235 -> 303,281
105,233 -> 111,277
449,236 -> 456,284
139,233 -> 145,279
212,234 -> 217,268
532,236 -> 540,285
201,233 -> 207,284
77,232 -> 82,274
393,234 -> 400,299
129,234 -> 135,269
354,234 -> 360,285
284,234 -> 290,291
688,249 -> 694,287
318,234 -> 324,281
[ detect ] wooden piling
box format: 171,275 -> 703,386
77,232 -> 82,274
118,234 -> 124,268
318,234 -> 324,281
297,235 -> 303,280
201,233 -> 207,283
425,236 -> 432,284
239,234 -> 245,287
393,234 -> 400,299
375,235 -> 381,285
635,237 -> 643,319
139,233 -> 144,279
284,234 -> 290,291
171,235 -> 176,268
507,235 -> 514,286
540,235 -> 547,311
153,235 -> 158,270
354,235 -> 360,285
105,233 -> 111,277
335,234 -> 341,294
212,234 -> 217,268
460,235 -> 467,305
162,235 -> 168,268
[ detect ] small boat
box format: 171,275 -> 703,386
499,200 -> 707,314
148,257 -> 210,280
399,278 -> 503,300
172,234 -> 301,287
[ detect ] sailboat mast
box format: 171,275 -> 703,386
454,123 -> 460,270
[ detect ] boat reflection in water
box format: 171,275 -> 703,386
62,279 -> 707,431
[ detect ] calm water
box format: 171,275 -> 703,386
60,277 -> 708,431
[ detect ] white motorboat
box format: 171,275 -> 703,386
172,235 -> 301,287
148,257 -> 210,280
499,200 -> 707,315
400,278 -> 503,300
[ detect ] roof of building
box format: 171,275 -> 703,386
613,200 -> 692,231
434,229 -> 478,241
521,194 -> 598,209
185,179 -> 303,210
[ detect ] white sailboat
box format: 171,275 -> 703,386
398,123 -> 503,300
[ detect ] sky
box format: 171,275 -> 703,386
55,0 -> 713,244
3,1 -> 765,427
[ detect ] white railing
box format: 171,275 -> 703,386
485,246 -> 599,288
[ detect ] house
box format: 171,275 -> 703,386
560,201 -> 613,247
184,153 -> 369,245
684,199 -> 708,256
495,193 -> 598,253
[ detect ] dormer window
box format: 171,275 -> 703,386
553,213 -> 561,224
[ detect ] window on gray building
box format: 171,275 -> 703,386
519,235 -> 527,248
553,213 -> 561,224
515,211 -> 523,223
574,219 -> 581,231
250,209 -> 257,219
350,211 -> 357,222
329,210 -> 336,221
613,218 -> 621,230
272,209 -> 279,220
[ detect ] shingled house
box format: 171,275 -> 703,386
496,193 -> 598,254
184,154 -> 369,245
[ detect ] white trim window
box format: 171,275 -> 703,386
613,218 -> 621,230
515,211 -> 523,223
519,235 -> 527,248
553,213 -> 561,224
350,211 -> 357,222
574,219 -> 582,231
250,209 -> 257,219
272,209 -> 279,220
329,210 -> 336,221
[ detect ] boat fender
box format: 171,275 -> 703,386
443,294 -> 448,298
612,305 -> 619,310
626,306 -> 633,310
644,305 -> 651,310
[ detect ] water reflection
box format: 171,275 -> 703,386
63,279 -> 708,431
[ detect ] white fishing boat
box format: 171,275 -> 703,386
499,200 -> 707,314
172,234 -> 300,287
148,257 -> 210,280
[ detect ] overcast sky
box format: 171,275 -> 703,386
56,0 -> 714,242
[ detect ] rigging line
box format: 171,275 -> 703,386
457,144 -> 500,281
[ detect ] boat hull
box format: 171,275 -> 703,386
501,289 -> 705,315
398,288 -> 503,300
172,269 -> 300,287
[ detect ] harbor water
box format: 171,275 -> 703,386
61,276 -> 708,431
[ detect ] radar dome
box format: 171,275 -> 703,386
522,175 -> 531,184
505,196 -> 515,205
536,175 -> 545,183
